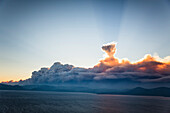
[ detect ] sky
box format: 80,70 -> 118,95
0,0 -> 170,81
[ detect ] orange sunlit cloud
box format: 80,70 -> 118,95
94,42 -> 170,77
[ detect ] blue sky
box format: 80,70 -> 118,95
0,0 -> 170,81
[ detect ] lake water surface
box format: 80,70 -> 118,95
0,90 -> 170,113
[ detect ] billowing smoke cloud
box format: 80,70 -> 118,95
93,42 -> 170,83
3,42 -> 170,85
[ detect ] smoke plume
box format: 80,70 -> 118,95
2,42 -> 170,85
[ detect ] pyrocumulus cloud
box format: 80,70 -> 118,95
3,42 -> 170,85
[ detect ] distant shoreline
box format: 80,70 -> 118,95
1,89 -> 170,98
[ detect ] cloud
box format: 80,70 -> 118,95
102,42 -> 117,57
92,42 -> 170,83
4,42 -> 169,85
